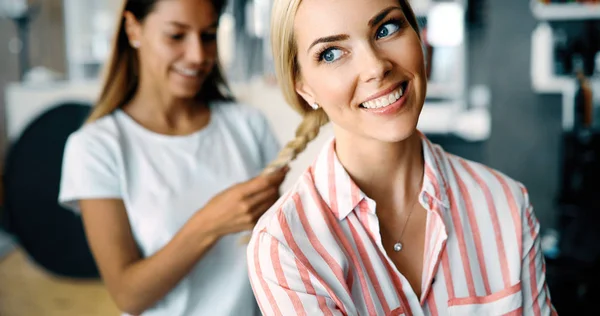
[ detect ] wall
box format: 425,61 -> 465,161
0,0 -> 66,165
483,0 -> 562,230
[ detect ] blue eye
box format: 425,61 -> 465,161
377,21 -> 400,39
321,48 -> 343,63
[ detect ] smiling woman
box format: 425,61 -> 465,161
248,0 -> 557,315
57,0 -> 288,315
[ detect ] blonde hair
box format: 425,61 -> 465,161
263,0 -> 421,173
86,0 -> 232,124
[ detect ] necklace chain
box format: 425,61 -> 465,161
392,185 -> 422,252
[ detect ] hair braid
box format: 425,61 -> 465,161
262,108 -> 329,174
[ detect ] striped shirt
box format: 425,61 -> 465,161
247,134 -> 556,316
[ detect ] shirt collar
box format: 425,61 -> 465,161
420,133 -> 451,209
310,133 -> 450,221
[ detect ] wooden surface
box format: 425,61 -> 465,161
0,247 -> 120,316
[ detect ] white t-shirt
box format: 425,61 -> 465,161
58,101 -> 280,316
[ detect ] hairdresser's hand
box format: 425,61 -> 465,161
196,166 -> 289,238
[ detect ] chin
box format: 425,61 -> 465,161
373,113 -> 420,143
169,85 -> 202,99
171,91 -> 199,99
372,127 -> 417,144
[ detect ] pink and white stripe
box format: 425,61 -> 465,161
248,134 -> 557,316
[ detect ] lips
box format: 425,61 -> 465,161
360,81 -> 408,109
173,66 -> 201,78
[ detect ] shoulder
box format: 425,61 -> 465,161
212,100 -> 269,125
437,147 -> 530,214
211,100 -> 276,148
59,114 -> 123,210
64,114 -> 121,159
251,167 -> 322,245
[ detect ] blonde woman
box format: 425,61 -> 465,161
248,0 -> 557,315
58,0 -> 288,315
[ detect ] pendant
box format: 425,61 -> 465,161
393,242 -> 403,252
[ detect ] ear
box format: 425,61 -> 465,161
295,78 -> 316,106
124,11 -> 142,48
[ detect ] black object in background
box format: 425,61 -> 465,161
550,76 -> 600,314
1,102 -> 100,279
466,0 -> 487,28
550,129 -> 600,315
551,20 -> 600,77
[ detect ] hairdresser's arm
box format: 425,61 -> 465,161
80,169 -> 286,315
80,199 -> 217,315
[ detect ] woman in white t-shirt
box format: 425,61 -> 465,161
58,0 -> 288,315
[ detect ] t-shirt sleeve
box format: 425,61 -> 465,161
58,131 -> 121,213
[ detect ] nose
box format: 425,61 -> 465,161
359,43 -> 392,83
186,36 -> 207,65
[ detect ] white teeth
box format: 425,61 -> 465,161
175,68 -> 199,77
361,85 -> 405,109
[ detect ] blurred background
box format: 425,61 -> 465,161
0,0 -> 598,315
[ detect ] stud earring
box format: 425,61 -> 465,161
131,40 -> 140,48
309,102 -> 319,110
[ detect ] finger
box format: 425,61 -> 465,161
241,167 -> 288,196
262,163 -> 290,176
261,165 -> 289,184
251,191 -> 280,215
246,186 -> 279,208
263,165 -> 289,185
250,196 -> 280,219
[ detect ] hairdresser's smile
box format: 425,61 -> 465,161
172,66 -> 202,78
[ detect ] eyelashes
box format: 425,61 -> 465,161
313,17 -> 407,64
166,32 -> 218,42
376,18 -> 405,39
201,33 -> 217,42
314,46 -> 343,63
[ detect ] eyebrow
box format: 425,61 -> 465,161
368,6 -> 403,27
306,6 -> 403,53
307,34 -> 349,53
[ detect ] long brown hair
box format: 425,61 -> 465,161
86,0 -> 232,123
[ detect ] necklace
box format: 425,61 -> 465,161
392,192 -> 420,252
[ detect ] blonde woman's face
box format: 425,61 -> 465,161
130,0 -> 219,98
294,0 -> 426,144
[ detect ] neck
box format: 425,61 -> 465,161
334,129 -> 424,208
127,76 -> 207,130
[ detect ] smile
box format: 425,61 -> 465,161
174,67 -> 201,78
360,81 -> 408,109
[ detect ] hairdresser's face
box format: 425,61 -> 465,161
128,0 -> 219,99
294,0 -> 426,144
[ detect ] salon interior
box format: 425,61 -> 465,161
0,0 -> 599,314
